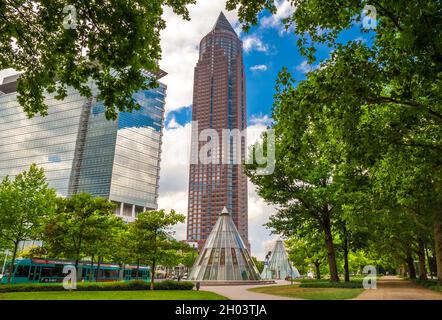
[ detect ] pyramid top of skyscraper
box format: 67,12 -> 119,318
212,12 -> 237,35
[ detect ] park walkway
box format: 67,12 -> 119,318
201,280 -> 299,300
356,276 -> 442,300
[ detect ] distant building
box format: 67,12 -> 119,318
187,12 -> 249,250
0,71 -> 166,222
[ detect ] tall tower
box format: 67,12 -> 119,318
187,13 -> 248,250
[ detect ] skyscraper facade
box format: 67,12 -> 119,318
0,71 -> 166,222
187,13 -> 249,249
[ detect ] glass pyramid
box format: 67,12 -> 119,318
261,240 -> 301,280
189,207 -> 261,281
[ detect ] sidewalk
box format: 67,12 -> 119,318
356,276 -> 442,300
201,280 -> 300,300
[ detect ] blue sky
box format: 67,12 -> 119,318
165,12 -> 374,129
157,1 -> 375,258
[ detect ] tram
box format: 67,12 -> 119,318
1,258 -> 150,284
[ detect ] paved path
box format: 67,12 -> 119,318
356,276 -> 442,300
201,280 -> 300,300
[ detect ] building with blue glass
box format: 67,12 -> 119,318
0,71 -> 166,221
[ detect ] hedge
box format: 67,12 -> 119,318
0,280 -> 194,293
299,280 -> 364,289
411,279 -> 442,293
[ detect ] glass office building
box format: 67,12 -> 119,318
0,71 -> 166,221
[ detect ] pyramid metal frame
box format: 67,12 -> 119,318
261,240 -> 301,280
189,207 -> 261,281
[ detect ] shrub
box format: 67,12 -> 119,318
154,280 -> 194,290
299,280 -> 364,289
0,280 -> 194,292
411,279 -> 442,292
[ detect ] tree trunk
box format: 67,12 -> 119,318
322,217 -> 340,282
417,239 -> 427,280
426,247 -> 436,279
96,257 -> 102,282
150,259 -> 156,290
314,261 -> 321,280
136,259 -> 140,280
405,255 -> 416,279
7,240 -> 19,284
89,255 -> 94,281
343,225 -> 350,282
434,221 -> 442,284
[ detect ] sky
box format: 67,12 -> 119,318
0,0 -> 372,260
158,0 -> 373,259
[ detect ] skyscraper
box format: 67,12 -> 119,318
0,71 -> 166,222
187,13 -> 248,250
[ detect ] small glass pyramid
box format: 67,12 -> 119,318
189,207 -> 261,281
261,239 -> 300,280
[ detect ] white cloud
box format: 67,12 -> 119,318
160,1 -> 240,114
250,64 -> 268,72
158,116 -> 279,259
157,121 -> 192,241
296,60 -> 312,74
295,60 -> 321,74
260,0 -> 295,34
0,68 -> 17,83
250,114 -> 273,127
242,35 -> 269,53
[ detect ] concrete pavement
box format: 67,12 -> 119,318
201,280 -> 300,300
356,276 -> 442,300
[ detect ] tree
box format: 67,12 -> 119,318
0,0 -> 195,120
0,164 -> 57,283
85,212 -> 125,281
251,256 -> 265,274
244,92 -> 349,281
42,193 -> 120,272
286,229 -> 327,279
228,0 -> 442,283
180,243 -> 198,274
128,209 -> 185,290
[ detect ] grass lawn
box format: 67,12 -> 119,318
0,290 -> 228,300
249,284 -> 364,300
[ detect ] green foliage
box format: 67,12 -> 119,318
299,280 -> 363,289
249,284 -> 363,300
0,290 -> 227,300
0,0 -> 196,120
179,244 -> 198,269
251,256 -> 264,273
0,164 -> 57,282
127,209 -> 185,289
0,280 -> 194,292
154,280 -> 194,290
286,232 -> 327,278
231,0 -> 442,282
411,279 -> 442,293
41,193 -> 121,266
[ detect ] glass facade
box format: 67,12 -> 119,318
188,12 -> 249,250
0,86 -> 89,196
188,208 -> 260,281
109,85 -> 165,211
0,73 -> 166,219
260,240 -> 301,280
